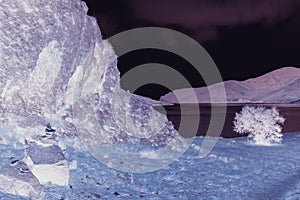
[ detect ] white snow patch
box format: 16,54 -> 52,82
69,160 -> 77,170
0,174 -> 42,200
64,65 -> 84,106
23,155 -> 69,186
208,154 -> 235,163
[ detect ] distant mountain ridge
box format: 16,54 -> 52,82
160,67 -> 300,103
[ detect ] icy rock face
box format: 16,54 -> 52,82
0,0 -> 179,192
0,0 -> 177,144
161,67 -> 300,103
0,161 -> 43,199
24,143 -> 70,186
0,0 -> 181,197
25,144 -> 65,165
0,0 -> 101,117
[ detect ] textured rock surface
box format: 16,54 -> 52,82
25,143 -> 65,165
24,142 -> 69,186
0,0 -> 101,117
0,161 -> 42,199
0,0 -> 177,145
0,0 -> 179,197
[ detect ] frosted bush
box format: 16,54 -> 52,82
233,105 -> 285,145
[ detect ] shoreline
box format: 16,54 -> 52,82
154,103 -> 300,138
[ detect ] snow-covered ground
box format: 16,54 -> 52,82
0,132 -> 299,200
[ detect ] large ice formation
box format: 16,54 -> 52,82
0,0 -> 177,143
0,0 -> 180,198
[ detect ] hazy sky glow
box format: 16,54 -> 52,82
83,0 -> 300,99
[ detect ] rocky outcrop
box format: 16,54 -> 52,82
24,142 -> 69,186
0,161 -> 43,199
0,0 -> 179,197
0,0 -> 101,117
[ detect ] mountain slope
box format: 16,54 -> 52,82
160,66 -> 300,103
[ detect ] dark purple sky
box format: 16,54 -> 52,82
83,0 -> 300,99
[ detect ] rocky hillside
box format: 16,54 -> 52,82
160,67 -> 300,103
